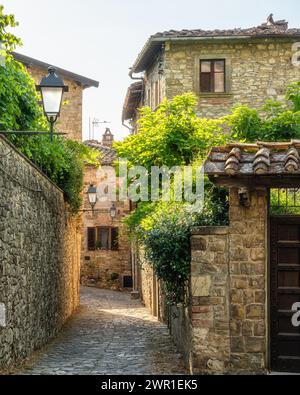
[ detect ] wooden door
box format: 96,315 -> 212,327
270,217 -> 300,372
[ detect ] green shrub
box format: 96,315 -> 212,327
125,180 -> 228,305
0,7 -> 98,213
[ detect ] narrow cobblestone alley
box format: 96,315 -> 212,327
21,287 -> 187,375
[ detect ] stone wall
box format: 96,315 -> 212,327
26,65 -> 83,141
133,188 -> 268,375
189,188 -> 268,374
228,188 -> 268,373
191,227 -> 231,374
0,136 -> 81,371
80,165 -> 132,291
139,251 -> 155,312
163,39 -> 300,118
169,305 -> 192,371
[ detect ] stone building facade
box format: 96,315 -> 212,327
123,17 -> 300,125
122,17 -> 300,374
80,131 -> 132,291
123,16 -> 300,312
0,136 -> 81,371
13,52 -> 99,141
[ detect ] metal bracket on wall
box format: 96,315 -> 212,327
238,187 -> 250,207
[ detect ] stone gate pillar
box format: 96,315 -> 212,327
228,187 -> 268,373
190,226 -> 230,374
190,188 -> 268,375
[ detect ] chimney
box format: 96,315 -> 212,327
102,128 -> 114,148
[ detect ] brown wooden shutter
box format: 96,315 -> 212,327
111,228 -> 119,251
87,227 -> 96,251
200,72 -> 211,92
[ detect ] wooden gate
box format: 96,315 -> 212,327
270,217 -> 300,372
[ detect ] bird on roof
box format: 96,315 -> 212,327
267,13 -> 275,26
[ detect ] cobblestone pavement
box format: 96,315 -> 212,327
21,287 -> 187,375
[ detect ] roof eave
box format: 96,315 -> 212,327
13,52 -> 100,89
131,34 -> 300,74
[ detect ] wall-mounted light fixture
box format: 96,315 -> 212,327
36,67 -> 68,141
110,203 -> 117,220
87,184 -> 97,211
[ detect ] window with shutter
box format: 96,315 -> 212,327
111,228 -> 119,251
200,59 -> 225,93
87,227 -> 96,251
99,227 -> 109,250
93,227 -> 119,251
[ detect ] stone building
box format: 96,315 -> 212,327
123,16 -> 300,306
122,16 -> 300,373
80,129 -> 132,291
13,52 -> 99,141
123,16 -> 300,128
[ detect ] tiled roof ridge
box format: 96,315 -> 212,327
151,24 -> 300,39
204,140 -> 300,177
211,140 -> 300,153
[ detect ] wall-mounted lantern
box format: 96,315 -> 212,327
87,185 -> 97,210
36,66 -> 68,141
110,203 -> 117,220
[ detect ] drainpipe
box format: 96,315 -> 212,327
129,68 -> 145,103
123,69 -> 145,133
129,67 -> 144,81
122,120 -> 133,133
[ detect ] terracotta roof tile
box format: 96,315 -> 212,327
84,141 -> 117,165
204,141 -> 300,176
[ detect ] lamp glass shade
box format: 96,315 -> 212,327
40,86 -> 63,118
87,186 -> 97,207
110,205 -> 117,218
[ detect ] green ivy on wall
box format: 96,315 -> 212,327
0,5 -> 99,213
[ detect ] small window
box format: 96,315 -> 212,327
270,188 -> 300,215
200,59 -> 225,93
87,227 -> 119,251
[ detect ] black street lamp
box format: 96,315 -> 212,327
110,203 -> 117,220
87,185 -> 97,211
36,67 -> 68,141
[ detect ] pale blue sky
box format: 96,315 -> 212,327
2,0 -> 300,141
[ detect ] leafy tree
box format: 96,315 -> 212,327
224,84 -> 300,142
0,5 -> 22,50
116,93 -> 229,304
0,5 -> 99,212
115,93 -> 226,170
117,84 -> 300,305
0,57 -> 47,131
10,135 -> 99,213
286,81 -> 300,112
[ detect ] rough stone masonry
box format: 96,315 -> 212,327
0,136 -> 81,372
